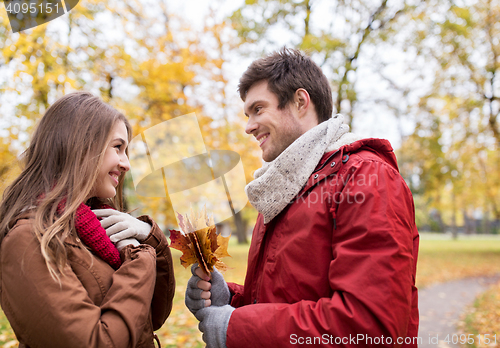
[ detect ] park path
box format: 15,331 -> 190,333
418,275 -> 500,348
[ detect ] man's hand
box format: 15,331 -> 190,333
186,264 -> 212,315
185,264 -> 231,315
209,267 -> 231,306
92,209 -> 151,243
196,305 -> 234,348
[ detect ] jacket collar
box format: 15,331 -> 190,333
298,138 -> 396,197
298,150 -> 343,198
341,138 -> 397,170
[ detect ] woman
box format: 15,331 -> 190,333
0,92 -> 175,348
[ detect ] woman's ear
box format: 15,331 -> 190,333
294,88 -> 310,117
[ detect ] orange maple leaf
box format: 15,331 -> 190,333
169,207 -> 231,276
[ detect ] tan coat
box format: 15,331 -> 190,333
0,215 -> 175,348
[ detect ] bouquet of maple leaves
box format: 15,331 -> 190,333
169,207 -> 231,276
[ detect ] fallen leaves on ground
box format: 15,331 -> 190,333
458,281 -> 500,348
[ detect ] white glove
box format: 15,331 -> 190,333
115,238 -> 140,251
92,209 -> 151,243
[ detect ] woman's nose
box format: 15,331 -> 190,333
120,154 -> 131,172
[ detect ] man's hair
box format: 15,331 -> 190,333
238,47 -> 333,123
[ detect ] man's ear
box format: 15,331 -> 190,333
294,88 -> 310,117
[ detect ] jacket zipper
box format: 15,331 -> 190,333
252,219 -> 276,304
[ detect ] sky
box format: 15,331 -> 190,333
166,0 -> 416,149
1,0 -> 417,150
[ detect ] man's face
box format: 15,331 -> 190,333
244,80 -> 303,162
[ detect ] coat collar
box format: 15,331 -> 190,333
298,150 -> 343,198
298,138 -> 396,197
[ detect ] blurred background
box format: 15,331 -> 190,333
0,0 -> 499,347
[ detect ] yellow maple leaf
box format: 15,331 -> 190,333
169,207 -> 231,276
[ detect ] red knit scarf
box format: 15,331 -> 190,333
57,201 -> 122,269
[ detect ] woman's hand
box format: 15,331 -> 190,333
115,238 -> 140,251
92,209 -> 151,244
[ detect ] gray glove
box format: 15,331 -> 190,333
195,305 -> 235,348
93,209 -> 151,243
210,267 -> 231,307
185,264 -> 207,315
185,265 -> 230,315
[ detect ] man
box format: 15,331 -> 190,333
185,48 -> 419,347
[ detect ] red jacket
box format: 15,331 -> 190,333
227,139 -> 419,347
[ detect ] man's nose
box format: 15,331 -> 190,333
245,117 -> 258,135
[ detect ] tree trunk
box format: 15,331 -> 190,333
435,210 -> 445,232
483,209 -> 490,234
463,210 -> 475,234
233,210 -> 248,244
451,192 -> 458,240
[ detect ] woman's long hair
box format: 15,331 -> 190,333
0,92 -> 132,280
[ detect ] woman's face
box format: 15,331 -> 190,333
91,121 -> 130,199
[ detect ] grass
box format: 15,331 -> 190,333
1,235 -> 500,347
156,239 -> 249,348
416,236 -> 500,288
0,314 -> 17,347
459,282 -> 500,348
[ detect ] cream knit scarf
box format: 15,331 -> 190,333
245,114 -> 362,224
